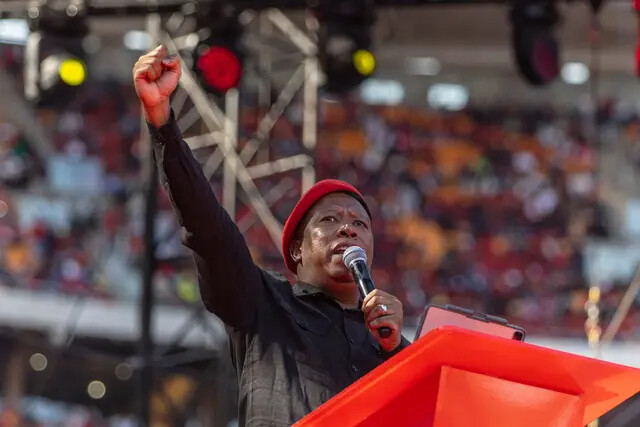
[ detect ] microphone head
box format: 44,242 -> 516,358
342,246 -> 367,268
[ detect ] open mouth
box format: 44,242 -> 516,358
331,243 -> 351,255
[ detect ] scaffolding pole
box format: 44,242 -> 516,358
138,11 -> 161,426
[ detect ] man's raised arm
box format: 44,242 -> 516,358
133,45 -> 262,329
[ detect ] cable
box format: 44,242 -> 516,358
600,263 -> 640,345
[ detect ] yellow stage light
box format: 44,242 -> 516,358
59,57 -> 86,86
353,49 -> 376,76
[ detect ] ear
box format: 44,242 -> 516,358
289,239 -> 302,266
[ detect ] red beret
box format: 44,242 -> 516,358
282,179 -> 370,273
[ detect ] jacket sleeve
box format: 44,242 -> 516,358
148,111 -> 262,329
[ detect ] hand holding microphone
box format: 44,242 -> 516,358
343,246 -> 403,351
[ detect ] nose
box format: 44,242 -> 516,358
337,223 -> 358,238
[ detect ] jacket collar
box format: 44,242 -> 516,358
292,281 -> 362,310
292,281 -> 325,298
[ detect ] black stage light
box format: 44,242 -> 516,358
510,0 -> 561,86
24,1 -> 89,107
192,3 -> 244,94
315,0 -> 377,94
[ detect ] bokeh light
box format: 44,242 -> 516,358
87,381 -> 106,399
0,200 -> 8,218
115,363 -> 133,381
59,57 -> 86,86
29,353 -> 48,372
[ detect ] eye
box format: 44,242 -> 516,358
321,215 -> 337,222
354,219 -> 368,228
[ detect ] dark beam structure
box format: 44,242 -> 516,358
0,0 -> 509,18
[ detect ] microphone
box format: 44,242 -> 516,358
342,246 -> 392,338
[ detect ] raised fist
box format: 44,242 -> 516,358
133,45 -> 181,127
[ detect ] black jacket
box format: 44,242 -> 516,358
149,113 -> 409,426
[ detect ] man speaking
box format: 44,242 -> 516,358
133,45 -> 409,426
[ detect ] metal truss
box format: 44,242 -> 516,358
159,7 -> 319,248
0,0 -> 523,17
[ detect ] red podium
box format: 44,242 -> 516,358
295,328 -> 640,427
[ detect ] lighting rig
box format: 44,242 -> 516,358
509,0 -> 561,86
24,0 -> 89,107
314,0 -> 377,93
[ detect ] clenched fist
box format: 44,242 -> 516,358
133,45 -> 182,127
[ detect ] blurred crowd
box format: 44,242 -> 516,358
0,79 -> 171,301
0,399 -> 136,427
1,44 -> 639,339
0,44 -> 198,304
241,101 -> 637,337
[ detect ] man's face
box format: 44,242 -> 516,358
293,193 -> 374,285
